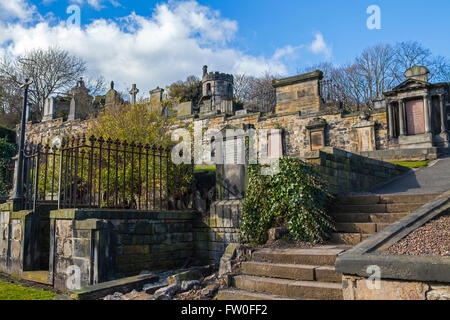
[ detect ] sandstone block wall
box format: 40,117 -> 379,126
305,147 -> 409,195
343,275 -> 450,300
195,200 -> 241,265
49,209 -> 201,291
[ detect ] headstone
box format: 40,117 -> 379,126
216,126 -> 248,200
129,84 -> 139,108
268,130 -> 283,158
105,81 -> 124,108
68,78 -> 93,121
235,109 -> 248,116
306,118 -> 327,151
42,97 -> 55,121
177,101 -> 193,117
405,99 -> 425,135
353,120 -> 376,152
404,66 -> 430,82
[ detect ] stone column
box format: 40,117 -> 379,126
398,100 -> 406,136
388,102 -> 394,139
439,94 -> 447,133
423,95 -> 432,133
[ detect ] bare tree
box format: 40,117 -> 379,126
234,73 -> 277,114
0,47 -> 87,120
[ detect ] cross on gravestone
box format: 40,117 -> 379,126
129,84 -> 139,108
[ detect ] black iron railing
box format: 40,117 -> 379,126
319,79 -> 339,103
18,135 -> 191,211
0,158 -> 14,197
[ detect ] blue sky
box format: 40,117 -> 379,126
1,0 -> 450,94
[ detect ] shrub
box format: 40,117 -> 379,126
240,157 -> 334,245
0,137 -> 16,196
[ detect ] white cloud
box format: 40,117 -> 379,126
0,0 -> 330,95
309,32 -> 332,59
0,0 -> 37,21
69,0 -> 121,11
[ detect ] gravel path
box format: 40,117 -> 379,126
384,214 -> 450,256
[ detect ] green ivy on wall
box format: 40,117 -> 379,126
240,157 -> 335,245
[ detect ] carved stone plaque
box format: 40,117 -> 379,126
358,127 -> 372,152
311,131 -> 324,150
405,99 -> 425,135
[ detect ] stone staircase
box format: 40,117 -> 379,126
329,194 -> 438,245
217,246 -> 349,300
217,193 -> 440,300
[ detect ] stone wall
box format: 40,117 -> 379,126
190,109 -> 389,159
304,147 -> 409,195
21,118 -> 92,144
343,275 -> 450,300
0,202 -> 55,276
49,208 -> 201,291
195,200 -> 241,265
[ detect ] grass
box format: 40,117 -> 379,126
389,160 -> 431,169
0,280 -> 57,300
194,165 -> 216,173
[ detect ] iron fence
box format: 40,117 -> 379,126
0,158 -> 14,197
18,135 -> 192,211
319,79 -> 339,103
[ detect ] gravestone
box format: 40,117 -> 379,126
42,97 -> 55,122
129,84 -> 139,108
68,78 -> 93,121
353,120 -> 376,152
105,81 -> 124,108
177,101 -> 193,117
405,99 -> 425,135
306,118 -> 327,151
216,126 -> 248,200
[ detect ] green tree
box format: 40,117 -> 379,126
168,75 -> 202,106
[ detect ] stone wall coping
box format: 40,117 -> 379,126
50,208 -> 199,221
10,210 -> 34,220
272,70 -> 323,88
336,190 -> 450,283
305,147 -> 409,172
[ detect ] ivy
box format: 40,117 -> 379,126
240,157 -> 334,245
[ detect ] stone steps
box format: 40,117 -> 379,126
328,193 -> 437,245
336,194 -> 438,205
333,212 -> 409,223
217,288 -> 296,300
331,203 -> 424,214
251,247 -> 345,266
218,246 -> 348,300
335,222 -> 390,234
241,261 -> 342,283
330,233 -> 372,245
232,275 -> 343,300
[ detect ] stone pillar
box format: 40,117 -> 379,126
439,94 -> 447,133
398,100 -> 406,136
388,102 -> 395,139
423,95 -> 432,133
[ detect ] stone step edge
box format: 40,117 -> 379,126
216,288 -> 295,300
241,261 -> 341,283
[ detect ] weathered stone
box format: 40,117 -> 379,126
268,227 -> 289,241
180,280 -> 200,292
153,284 -> 179,300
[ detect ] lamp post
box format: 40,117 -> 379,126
10,79 -> 33,210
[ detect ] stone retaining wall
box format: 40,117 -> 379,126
49,209 -> 201,291
195,200 -> 242,265
305,147 -> 409,194
343,275 -> 450,300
